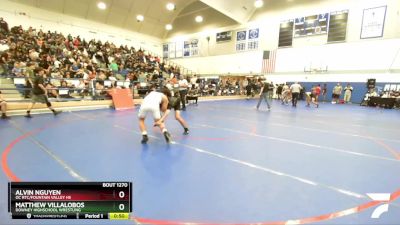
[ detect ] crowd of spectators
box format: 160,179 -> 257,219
0,19 -> 265,102
0,17 -> 183,99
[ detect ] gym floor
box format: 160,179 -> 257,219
1,99 -> 399,225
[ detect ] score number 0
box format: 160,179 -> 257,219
118,191 -> 126,211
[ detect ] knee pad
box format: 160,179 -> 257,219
46,102 -> 52,107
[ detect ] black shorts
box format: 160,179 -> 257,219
169,97 -> 181,111
187,95 -> 198,101
332,94 -> 340,98
31,94 -> 49,104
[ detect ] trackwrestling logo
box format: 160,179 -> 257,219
367,193 -> 391,219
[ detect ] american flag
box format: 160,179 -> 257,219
261,50 -> 277,74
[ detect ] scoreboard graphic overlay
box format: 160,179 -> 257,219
8,182 -> 132,220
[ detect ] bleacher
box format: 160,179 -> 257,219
0,17 -> 252,117
0,78 -> 23,100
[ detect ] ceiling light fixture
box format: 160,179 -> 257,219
136,15 -> 144,22
254,0 -> 264,8
195,15 -> 203,23
166,3 -> 176,11
97,2 -> 106,10
165,24 -> 173,30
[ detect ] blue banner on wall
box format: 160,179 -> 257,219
236,31 -> 247,41
248,28 -> 259,39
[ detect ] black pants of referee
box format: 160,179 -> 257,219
179,90 -> 187,110
292,92 -> 300,107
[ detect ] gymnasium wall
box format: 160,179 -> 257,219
167,0 -> 400,82
0,0 -> 163,56
286,81 -> 400,104
167,38 -> 400,78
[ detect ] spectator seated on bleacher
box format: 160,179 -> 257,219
63,71 -> 71,78
0,40 -> 9,54
74,69 -> 87,79
0,90 -> 9,119
138,72 -> 147,83
187,86 -> 199,105
50,68 -> 63,79
0,47 -> 10,76
109,60 -> 118,73
150,70 -> 159,82
10,61 -> 26,94
393,92 -> 400,108
58,80 -> 73,99
116,64 -> 129,80
108,72 -> 117,81
208,84 -> 216,96
76,78 -> 88,96
12,61 -> 24,77
93,81 -> 107,100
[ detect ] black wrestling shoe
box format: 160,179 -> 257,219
141,135 -> 149,144
1,115 -> 10,119
164,131 -> 172,143
53,111 -> 62,116
183,128 -> 189,135
24,114 -> 32,118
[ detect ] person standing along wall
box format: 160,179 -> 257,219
322,83 -> 327,102
343,83 -> 353,103
299,83 -> 305,100
268,82 -> 274,99
315,84 -> 321,103
245,79 -> 253,100
332,83 -> 343,104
